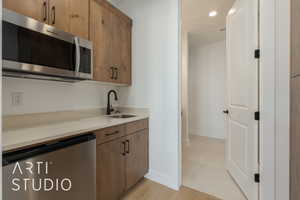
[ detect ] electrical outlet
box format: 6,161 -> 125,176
11,92 -> 23,106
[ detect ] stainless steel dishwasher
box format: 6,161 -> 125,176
2,134 -> 96,200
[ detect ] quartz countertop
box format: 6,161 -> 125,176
2,107 -> 149,152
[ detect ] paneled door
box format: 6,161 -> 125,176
226,0 -> 259,199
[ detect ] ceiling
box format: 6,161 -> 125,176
182,0 -> 235,45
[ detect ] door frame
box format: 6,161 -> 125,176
259,0 -> 290,200
178,0 -> 290,200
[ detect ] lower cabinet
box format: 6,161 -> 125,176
97,137 -> 126,200
96,120 -> 149,200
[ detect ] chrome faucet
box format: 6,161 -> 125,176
107,90 -> 118,115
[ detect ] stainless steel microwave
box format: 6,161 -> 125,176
2,9 -> 93,82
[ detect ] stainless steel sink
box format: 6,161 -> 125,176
109,114 -> 137,119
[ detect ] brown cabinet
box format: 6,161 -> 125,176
69,0 -> 90,39
4,0 -> 89,39
125,130 -> 149,190
291,77 -> 300,200
96,120 -> 149,200
97,137 -> 126,200
291,0 -> 300,199
48,0 -> 70,33
292,0 -> 300,77
90,0 -> 132,84
4,0 -> 48,22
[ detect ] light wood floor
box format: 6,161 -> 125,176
122,179 -> 221,200
182,135 -> 246,200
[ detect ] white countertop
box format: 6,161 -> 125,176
2,108 -> 149,152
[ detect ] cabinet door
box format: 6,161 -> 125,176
97,138 -> 126,200
111,12 -> 122,83
48,0 -> 70,32
90,0 -> 132,84
291,77 -> 300,200
90,0 -> 115,82
119,19 -> 132,85
4,0 -> 47,23
125,130 -> 149,190
69,0 -> 89,39
292,0 -> 300,77
111,15 -> 132,85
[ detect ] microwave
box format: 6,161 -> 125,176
2,9 -> 93,82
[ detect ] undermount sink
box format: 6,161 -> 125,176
109,114 -> 137,119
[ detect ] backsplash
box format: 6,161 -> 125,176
2,77 -> 121,116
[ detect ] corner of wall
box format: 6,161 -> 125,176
145,169 -> 180,191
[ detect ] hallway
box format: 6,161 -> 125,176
182,135 -> 247,200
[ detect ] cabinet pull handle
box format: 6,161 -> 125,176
126,140 -> 130,154
110,67 -> 114,79
114,67 -> 118,80
122,141 -> 126,156
51,6 -> 56,25
105,130 -> 120,136
43,1 -> 47,22
71,14 -> 80,18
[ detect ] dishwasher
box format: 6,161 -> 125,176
2,134 -> 96,200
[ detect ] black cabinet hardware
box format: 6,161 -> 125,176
43,1 -> 47,22
51,6 -> 56,25
105,130 -> 120,136
122,141 -> 126,156
126,140 -> 130,154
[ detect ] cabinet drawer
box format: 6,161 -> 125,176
126,119 -> 148,135
95,125 -> 125,145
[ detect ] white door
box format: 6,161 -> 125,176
226,0 -> 259,199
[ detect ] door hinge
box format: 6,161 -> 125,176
254,49 -> 260,59
254,173 -> 260,183
254,111 -> 260,121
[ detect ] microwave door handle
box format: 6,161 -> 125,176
74,37 -> 81,73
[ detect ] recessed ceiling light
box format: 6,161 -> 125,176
228,8 -> 236,15
209,11 -> 218,17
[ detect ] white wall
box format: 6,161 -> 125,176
3,77 -> 119,115
188,40 -> 227,139
110,0 -> 180,190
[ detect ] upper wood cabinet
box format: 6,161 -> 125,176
48,0 -> 70,33
69,0 -> 90,39
90,0 -> 132,85
3,0 -> 89,39
3,0 -> 48,23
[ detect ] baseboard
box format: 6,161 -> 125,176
145,169 -> 180,191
